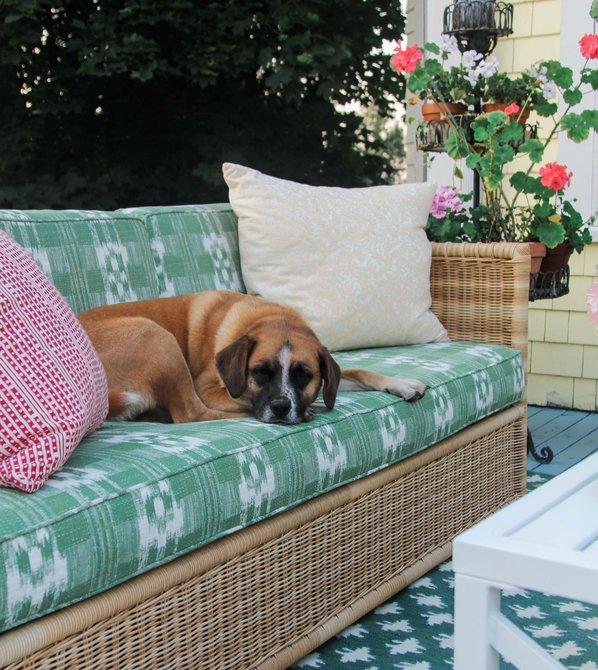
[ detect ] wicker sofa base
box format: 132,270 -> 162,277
1,403 -> 527,670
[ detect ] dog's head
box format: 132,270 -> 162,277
215,326 -> 341,425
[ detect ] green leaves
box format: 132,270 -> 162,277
563,88 -> 583,106
407,69 -> 431,93
510,172 -> 541,195
582,69 -> 598,90
500,122 -> 523,144
535,220 -> 566,248
560,113 -> 591,142
445,129 -> 470,159
583,109 -> 598,132
544,61 -> 574,88
534,101 -> 559,117
519,139 -> 544,162
423,42 -> 440,55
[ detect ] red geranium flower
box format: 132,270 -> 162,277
539,162 -> 573,191
390,44 -> 423,75
580,34 -> 598,59
504,102 -> 520,116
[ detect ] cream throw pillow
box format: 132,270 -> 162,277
223,163 -> 448,351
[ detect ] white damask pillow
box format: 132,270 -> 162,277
223,163 -> 448,351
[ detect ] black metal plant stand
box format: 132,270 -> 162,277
529,266 -> 570,302
416,114 -> 556,463
435,1 -> 555,464
527,431 -> 554,464
525,267 -> 571,463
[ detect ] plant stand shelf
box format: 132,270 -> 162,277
528,266 -> 570,302
416,117 -> 538,154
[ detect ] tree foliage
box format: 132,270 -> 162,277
0,0 -> 405,208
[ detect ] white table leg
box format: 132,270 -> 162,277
454,573 -> 500,670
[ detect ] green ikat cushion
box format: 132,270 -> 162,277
119,205 -> 245,296
0,210 -> 159,314
0,342 -> 524,632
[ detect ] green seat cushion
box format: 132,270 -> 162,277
119,205 -> 245,296
0,342 -> 524,632
0,210 -> 159,313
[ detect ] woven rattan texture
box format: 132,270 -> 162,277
430,242 -> 530,363
4,413 -> 526,670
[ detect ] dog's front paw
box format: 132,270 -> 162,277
384,378 -> 428,402
303,408 -> 315,422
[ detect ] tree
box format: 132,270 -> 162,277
0,0 -> 405,208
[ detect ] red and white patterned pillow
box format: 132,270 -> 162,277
0,231 -> 108,493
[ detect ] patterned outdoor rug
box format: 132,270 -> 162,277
292,473 -> 598,669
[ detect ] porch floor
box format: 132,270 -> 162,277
527,404 -> 598,474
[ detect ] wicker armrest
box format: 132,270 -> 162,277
430,242 -> 530,363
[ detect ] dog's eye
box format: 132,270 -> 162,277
291,363 -> 313,389
251,363 -> 275,385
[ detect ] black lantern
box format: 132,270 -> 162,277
443,0 -> 514,57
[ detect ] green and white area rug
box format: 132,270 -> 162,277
293,474 -> 598,669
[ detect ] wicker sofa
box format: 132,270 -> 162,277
0,205 -> 529,670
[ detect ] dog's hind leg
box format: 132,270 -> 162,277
84,316 -> 238,423
339,369 -> 428,402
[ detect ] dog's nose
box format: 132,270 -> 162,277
270,396 -> 291,418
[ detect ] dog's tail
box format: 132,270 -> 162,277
107,389 -> 151,421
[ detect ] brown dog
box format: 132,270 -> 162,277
78,291 -> 427,425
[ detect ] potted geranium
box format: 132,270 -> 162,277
482,71 -> 544,123
393,37 -> 488,121
391,31 -> 598,275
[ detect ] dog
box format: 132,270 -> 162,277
78,291 -> 428,425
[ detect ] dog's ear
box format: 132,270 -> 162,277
319,348 -> 341,409
216,336 -> 256,398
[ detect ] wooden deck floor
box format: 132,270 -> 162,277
527,404 -> 598,475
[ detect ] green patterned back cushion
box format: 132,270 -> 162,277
119,205 -> 245,296
0,205 -> 245,313
0,210 -> 160,313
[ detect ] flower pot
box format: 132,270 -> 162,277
483,103 -> 530,125
528,242 -> 546,275
422,102 -> 467,122
540,243 -> 574,274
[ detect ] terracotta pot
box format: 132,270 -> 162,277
483,102 -> 530,125
540,243 -> 574,274
421,102 -> 467,122
528,241 -> 546,275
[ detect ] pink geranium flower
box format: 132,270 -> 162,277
580,34 -> 598,59
587,280 -> 598,328
430,186 -> 464,219
539,162 -> 573,191
390,44 -> 423,75
504,102 -> 520,116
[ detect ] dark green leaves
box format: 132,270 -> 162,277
563,88 -> 583,106
445,129 -> 470,158
519,139 -> 544,162
560,113 -> 591,142
510,172 -> 541,195
0,0 -> 407,207
535,220 -> 566,248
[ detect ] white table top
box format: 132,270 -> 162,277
453,450 -> 598,605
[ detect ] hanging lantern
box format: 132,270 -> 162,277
443,0 -> 514,57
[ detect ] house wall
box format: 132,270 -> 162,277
405,0 -> 598,411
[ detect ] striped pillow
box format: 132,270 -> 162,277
0,231 -> 108,493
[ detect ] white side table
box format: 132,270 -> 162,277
453,450 -> 598,670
